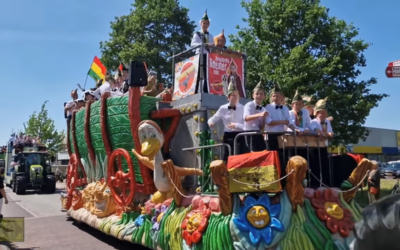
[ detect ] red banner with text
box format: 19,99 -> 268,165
207,52 -> 245,98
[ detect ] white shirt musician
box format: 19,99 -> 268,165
243,82 -> 269,152
208,80 -> 245,160
288,89 -> 312,132
244,101 -> 269,131
265,84 -> 294,133
190,10 -> 214,54
265,83 -> 295,151
310,97 -> 333,146
208,103 -> 244,132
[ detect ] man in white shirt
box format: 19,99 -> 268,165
64,89 -> 79,122
208,79 -> 245,160
265,82 -> 295,151
310,97 -> 333,145
109,78 -> 124,97
93,78 -> 110,100
288,89 -> 313,181
243,81 -> 269,152
83,90 -> 97,102
190,10 -> 214,93
303,94 -> 334,122
309,97 -> 333,187
289,89 -> 312,133
191,10 -> 215,55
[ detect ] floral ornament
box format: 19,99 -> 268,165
311,188 -> 354,237
181,204 -> 211,246
134,214 -> 146,227
151,205 -> 168,231
233,194 -> 284,246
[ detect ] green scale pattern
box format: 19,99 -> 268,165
75,109 -> 89,162
89,101 -> 107,164
106,95 -> 160,184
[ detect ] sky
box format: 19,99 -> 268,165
0,0 -> 399,144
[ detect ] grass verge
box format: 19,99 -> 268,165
354,178 -> 397,208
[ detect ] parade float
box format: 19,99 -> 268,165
62,45 -> 381,250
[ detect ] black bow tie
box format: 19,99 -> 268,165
255,105 -> 262,110
203,31 -> 209,34
321,121 -> 326,125
275,105 -> 283,109
228,106 -> 236,110
297,111 -> 302,116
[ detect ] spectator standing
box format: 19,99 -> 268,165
0,167 -> 9,218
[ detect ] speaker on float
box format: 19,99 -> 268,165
129,61 -> 148,87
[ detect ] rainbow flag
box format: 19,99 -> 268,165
88,56 -> 106,82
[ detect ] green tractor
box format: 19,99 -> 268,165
6,146 -> 56,194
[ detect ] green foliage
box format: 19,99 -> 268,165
23,101 -> 65,156
99,0 -> 196,83
229,0 -> 388,145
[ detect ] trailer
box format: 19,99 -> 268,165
62,46 -> 381,250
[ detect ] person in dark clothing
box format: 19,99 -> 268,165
0,167 -> 9,218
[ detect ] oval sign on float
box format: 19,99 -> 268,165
178,62 -> 195,94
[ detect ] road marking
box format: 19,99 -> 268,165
14,201 -> 38,218
24,214 -> 67,220
5,187 -> 38,218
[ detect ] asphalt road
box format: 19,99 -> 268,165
1,183 -> 150,250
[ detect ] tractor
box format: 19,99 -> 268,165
5,145 -> 56,194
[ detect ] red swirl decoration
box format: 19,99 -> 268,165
128,87 -> 156,194
100,93 -> 113,157
66,119 -> 72,155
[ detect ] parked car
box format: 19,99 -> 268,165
378,162 -> 387,178
383,162 -> 400,178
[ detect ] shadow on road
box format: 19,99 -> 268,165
71,219 -> 151,250
16,188 -> 64,196
0,241 -> 37,249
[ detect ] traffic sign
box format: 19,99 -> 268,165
385,66 -> 400,78
388,60 -> 400,67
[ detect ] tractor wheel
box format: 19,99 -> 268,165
15,176 -> 27,195
12,177 -> 16,193
44,175 -> 56,193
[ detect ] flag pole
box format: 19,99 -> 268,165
84,56 -> 95,90
83,74 -> 89,90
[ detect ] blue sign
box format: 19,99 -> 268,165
382,147 -> 399,155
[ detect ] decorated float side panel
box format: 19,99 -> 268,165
75,109 -> 89,162
69,119 -> 75,154
104,95 -> 167,184
89,101 -> 107,164
106,96 -> 141,183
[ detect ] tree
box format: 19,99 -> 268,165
99,0 -> 196,84
23,101 -> 66,156
229,0 -> 388,145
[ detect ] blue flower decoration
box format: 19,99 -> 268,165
233,194 -> 284,246
134,214 -> 146,227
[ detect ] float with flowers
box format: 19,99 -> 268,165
62,48 -> 382,249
